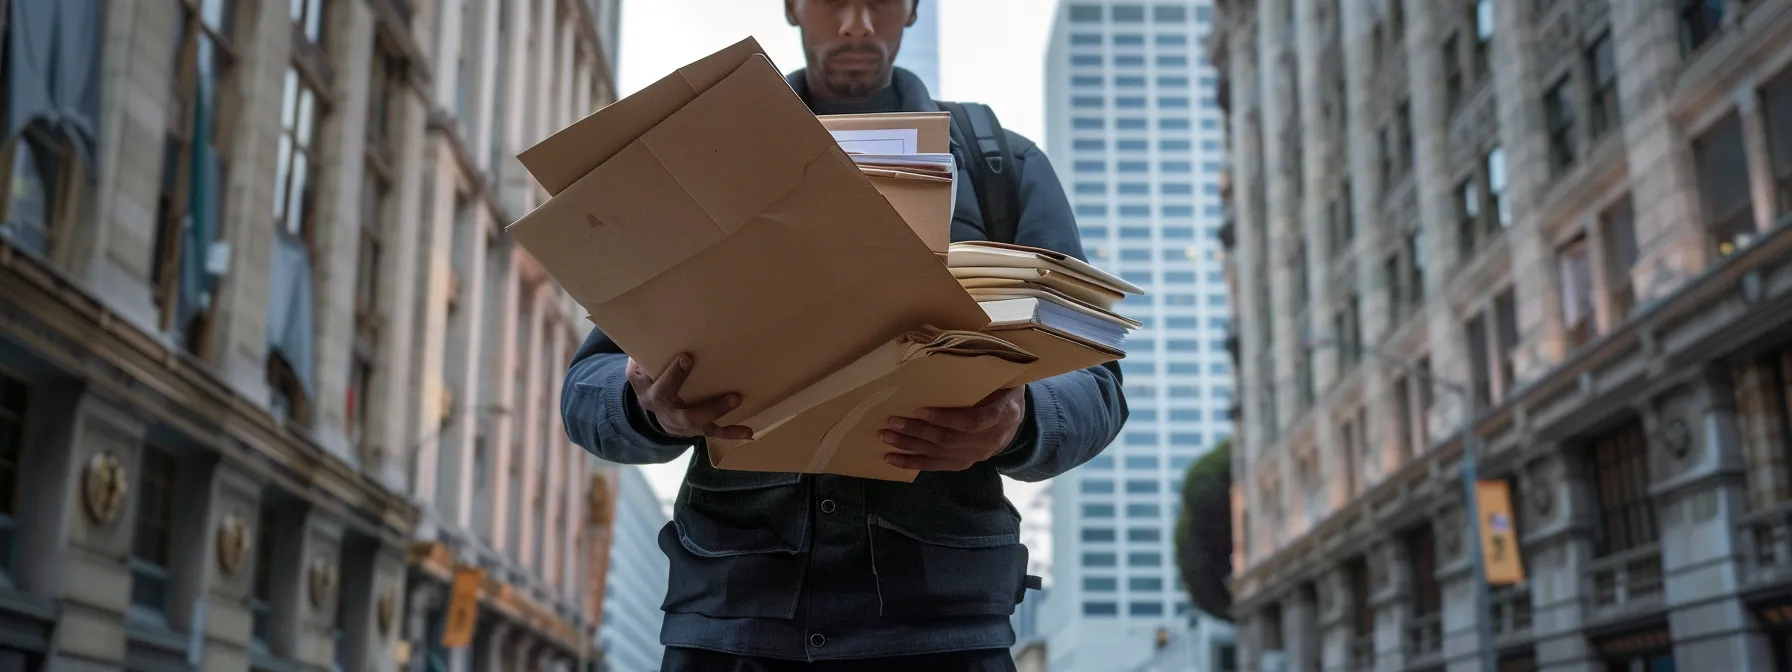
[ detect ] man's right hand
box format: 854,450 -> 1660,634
625,354 -> 753,441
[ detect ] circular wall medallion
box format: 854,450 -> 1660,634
1663,419 -> 1694,460
81,452 -> 130,525
377,588 -> 399,637
308,557 -> 337,609
215,513 -> 250,576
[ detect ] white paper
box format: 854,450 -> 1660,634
830,128 -> 919,155
206,241 -> 232,276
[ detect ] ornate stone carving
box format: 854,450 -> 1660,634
81,452 -> 130,525
215,512 -> 250,576
377,587 -> 399,637
308,556 -> 337,610
1661,418 -> 1694,460
1527,461 -> 1556,518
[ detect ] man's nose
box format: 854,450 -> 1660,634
835,3 -> 875,38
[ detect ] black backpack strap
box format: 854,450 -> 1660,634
937,101 -> 1021,245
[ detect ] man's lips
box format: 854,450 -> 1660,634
827,51 -> 882,70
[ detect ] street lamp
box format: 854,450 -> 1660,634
1303,335 -> 1497,672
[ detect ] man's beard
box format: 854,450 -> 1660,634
818,45 -> 891,99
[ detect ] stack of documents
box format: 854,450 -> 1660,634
948,241 -> 1145,358
823,112 -> 957,254
506,37 -> 1135,482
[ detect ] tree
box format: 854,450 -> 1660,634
1174,439 -> 1234,620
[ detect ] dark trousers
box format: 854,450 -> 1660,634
660,647 -> 1017,672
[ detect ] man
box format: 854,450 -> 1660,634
562,1 -> 1126,670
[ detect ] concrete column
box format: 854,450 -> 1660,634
310,0 -> 377,462
1607,0 -> 1711,305
86,0 -> 182,333
43,392 -> 147,668
442,207 -> 493,531
209,0 -> 298,403
435,0 -> 465,112
1648,368 -> 1775,669
517,282 -> 549,568
557,21 -> 576,133
196,464 -> 265,672
1258,0 -> 1298,433
1317,567 -> 1353,672
534,0 -> 556,146
488,250 -> 524,554
1369,541 -> 1409,672
1283,585 -> 1321,672
1526,452 -> 1600,672
470,0 -> 503,172
543,322 -> 567,580
376,51 -> 438,493
1431,505 -> 1483,672
405,583 -> 446,672
477,621 -> 514,672
1489,0 -> 1564,388
1735,81 -> 1779,235
410,151 -> 460,508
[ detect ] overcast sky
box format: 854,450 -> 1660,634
615,0 -> 1060,510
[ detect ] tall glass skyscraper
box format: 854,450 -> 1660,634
896,2 -> 942,95
1040,3 -> 1229,671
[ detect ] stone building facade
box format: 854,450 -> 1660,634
1212,0 -> 1792,670
0,0 -> 620,670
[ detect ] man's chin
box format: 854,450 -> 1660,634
824,75 -> 887,100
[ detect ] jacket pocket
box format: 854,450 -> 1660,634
661,468 -> 809,619
867,514 -> 1028,619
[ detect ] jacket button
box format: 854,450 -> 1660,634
810,633 -> 826,648
820,499 -> 837,514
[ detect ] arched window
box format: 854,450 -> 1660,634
0,130 -> 65,257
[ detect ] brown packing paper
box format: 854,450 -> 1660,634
864,171 -> 953,254
507,38 -> 989,439
995,326 -> 1123,387
709,332 -> 1036,482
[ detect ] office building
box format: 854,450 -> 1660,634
0,0 -> 621,670
1130,612 -> 1238,672
598,465 -> 669,672
1041,2 -> 1231,671
897,0 -> 943,95
1213,0 -> 1792,670
401,0 -> 622,670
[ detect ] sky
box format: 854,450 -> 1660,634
615,0 -> 1061,510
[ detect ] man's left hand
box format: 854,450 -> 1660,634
880,387 -> 1028,471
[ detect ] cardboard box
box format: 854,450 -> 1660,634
510,38 -> 1044,481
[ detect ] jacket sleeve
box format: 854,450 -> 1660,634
561,327 -> 695,464
983,134 -> 1129,482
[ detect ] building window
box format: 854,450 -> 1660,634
1599,196 -> 1640,324
1586,32 -> 1620,142
250,504 -> 279,650
1069,4 -> 1102,22
1457,177 -> 1482,258
1340,417 -> 1360,498
1558,234 -> 1596,349
1126,503 -> 1160,518
291,0 -> 327,44
1678,0 -> 1724,55
1155,4 -> 1186,22
1085,503 -> 1116,518
1695,114 -> 1755,257
0,373 -> 24,580
1395,100 -> 1414,180
1084,576 -> 1117,591
1408,523 -> 1441,655
1348,557 -> 1373,664
1082,528 -> 1116,543
1392,374 -> 1415,460
1443,34 -> 1463,114
1084,602 -> 1118,616
131,446 -> 181,618
1328,192 -> 1353,257
1112,4 -> 1145,22
1128,552 -> 1162,567
1544,77 -> 1576,172
154,0 -> 241,353
1082,479 -> 1116,494
1488,146 -> 1509,227
1129,528 -> 1162,543
0,128 -> 67,259
1473,0 -> 1494,79
1130,601 -> 1165,616
1084,552 -> 1118,567
1764,72 -> 1792,218
1589,419 -> 1658,556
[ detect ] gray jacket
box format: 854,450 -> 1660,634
561,67 -> 1127,661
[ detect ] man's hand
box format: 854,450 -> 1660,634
880,387 -> 1029,471
625,354 -> 753,441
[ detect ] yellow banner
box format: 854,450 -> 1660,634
1476,480 -> 1525,586
442,566 -> 485,648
